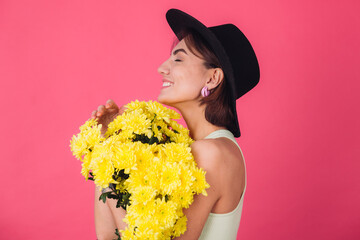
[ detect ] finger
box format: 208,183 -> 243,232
97,105 -> 106,116
106,99 -> 119,110
91,110 -> 97,118
119,105 -> 127,115
105,99 -> 113,108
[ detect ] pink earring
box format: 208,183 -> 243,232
201,86 -> 210,97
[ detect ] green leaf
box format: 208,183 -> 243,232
108,194 -> 118,199
114,228 -> 121,240
99,192 -> 110,203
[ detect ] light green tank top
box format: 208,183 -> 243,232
198,129 -> 247,240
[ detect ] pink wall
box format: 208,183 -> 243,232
0,0 -> 359,239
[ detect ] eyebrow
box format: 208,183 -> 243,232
171,48 -> 188,56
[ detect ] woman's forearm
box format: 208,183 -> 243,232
106,196 -> 128,233
94,185 -> 118,240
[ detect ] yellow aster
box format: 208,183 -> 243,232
159,227 -> 172,240
80,152 -> 93,180
134,143 -> 154,171
69,134 -> 88,160
146,157 -> 162,190
119,226 -> 135,240
171,188 -> 194,209
151,120 -> 165,142
122,109 -> 152,137
127,201 -> 156,224
89,144 -> 116,189
105,114 -> 125,137
172,214 -> 187,237
117,129 -> 135,142
160,162 -> 181,195
111,142 -> 137,174
124,99 -> 147,112
125,171 -> 149,191
163,142 -> 193,164
154,198 -> 178,229
70,118 -> 103,160
84,125 -> 103,147
145,100 -> 180,123
134,220 -> 161,240
79,118 -> 98,131
179,165 -> 196,190
191,166 -> 211,196
130,185 -> 157,206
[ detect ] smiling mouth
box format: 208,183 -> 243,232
162,82 -> 174,88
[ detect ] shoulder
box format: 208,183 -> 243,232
190,139 -> 225,197
190,139 -> 223,173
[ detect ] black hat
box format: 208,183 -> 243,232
165,8 -> 260,138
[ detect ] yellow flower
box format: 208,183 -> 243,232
130,185 -> 157,206
133,143 -> 153,171
111,142 -> 137,174
154,198 -> 178,229
160,162 -> 181,195
80,152 -> 93,180
89,143 -> 117,189
145,100 -> 180,122
124,99 -> 147,112
163,142 -> 193,164
122,109 -> 152,137
119,227 -> 135,240
171,188 -> 194,209
191,166 -> 211,196
172,214 -> 187,237
70,118 -> 103,160
105,114 -> 125,137
134,220 -> 161,239
79,118 -> 98,131
70,100 -> 211,239
127,201 -> 156,223
69,134 -> 88,160
179,165 -> 196,190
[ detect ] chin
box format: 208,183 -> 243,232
157,95 -> 170,106
157,94 -> 177,108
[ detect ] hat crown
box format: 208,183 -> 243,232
208,24 -> 260,99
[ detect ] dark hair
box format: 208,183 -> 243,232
171,28 -> 235,132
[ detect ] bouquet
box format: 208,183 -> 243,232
70,100 -> 210,239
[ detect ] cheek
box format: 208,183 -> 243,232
173,74 -> 202,96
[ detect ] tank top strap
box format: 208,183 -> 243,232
204,129 -> 247,193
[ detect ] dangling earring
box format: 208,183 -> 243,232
201,86 -> 210,97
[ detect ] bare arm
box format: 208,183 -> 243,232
92,99 -> 128,239
105,194 -> 128,233
173,140 -> 222,239
94,185 -> 118,240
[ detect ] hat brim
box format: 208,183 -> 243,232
166,8 -> 241,137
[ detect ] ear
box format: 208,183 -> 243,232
206,68 -> 224,90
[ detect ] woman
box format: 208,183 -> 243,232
92,8 -> 259,240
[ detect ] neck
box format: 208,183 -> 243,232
173,100 -> 227,141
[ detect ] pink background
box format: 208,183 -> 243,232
0,0 -> 359,239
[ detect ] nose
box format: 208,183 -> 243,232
157,58 -> 170,76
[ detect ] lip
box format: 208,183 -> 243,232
162,79 -> 173,83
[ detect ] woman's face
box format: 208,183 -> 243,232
157,39 -> 211,107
